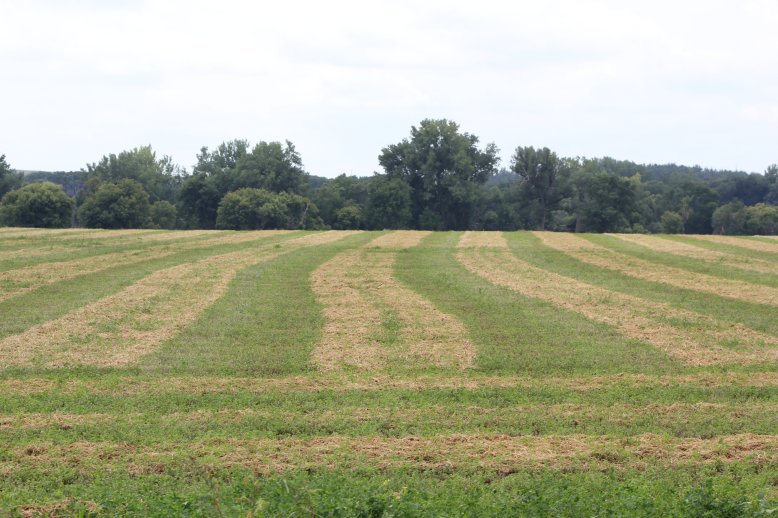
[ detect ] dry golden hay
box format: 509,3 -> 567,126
4,371 -> 778,396
685,234 -> 778,254
535,231 -> 778,307
368,230 -> 432,248
457,231 -> 508,248
0,245 -> 82,263
6,434 -> 777,475
311,231 -> 474,371
0,230 -> 295,303
0,232 -> 353,368
457,235 -> 778,366
10,401 -> 778,430
310,248 -> 387,371
608,233 -> 778,275
0,228 -> 101,239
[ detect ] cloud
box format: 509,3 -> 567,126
1,0 -> 776,174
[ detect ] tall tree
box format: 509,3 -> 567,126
0,154 -> 23,199
378,119 -> 498,230
510,146 -> 562,230
235,141 -> 308,194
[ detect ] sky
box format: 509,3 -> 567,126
1,0 -> 777,177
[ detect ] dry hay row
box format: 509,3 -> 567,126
0,230 -> 222,254
4,371 -> 778,396
684,234 -> 778,255
609,233 -> 778,276
0,228 -> 103,239
0,231 -> 355,368
311,231 -> 474,371
457,232 -> 778,366
5,434 -> 777,475
5,402 -> 778,431
457,230 -> 508,248
535,232 -> 778,307
0,230 -> 295,303
0,245 -> 82,263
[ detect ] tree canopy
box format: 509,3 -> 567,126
0,182 -> 74,228
1,125 -> 776,234
379,119 -> 499,230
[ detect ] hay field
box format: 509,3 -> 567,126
1,229 -> 777,516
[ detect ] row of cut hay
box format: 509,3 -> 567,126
0,228 -> 159,244
4,433 -> 777,475
686,234 -> 778,254
310,231 -> 474,371
609,233 -> 778,275
5,401 -> 778,431
0,231 -> 354,368
3,370 -> 778,396
535,232 -> 778,306
0,230 -> 223,259
0,228 -> 106,239
0,230 -> 295,302
457,232 -> 777,366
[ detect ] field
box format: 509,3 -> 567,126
1,228 -> 777,516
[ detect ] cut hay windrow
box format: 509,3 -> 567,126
0,228 -> 101,239
684,234 -> 778,254
457,230 -> 508,248
4,434 -> 777,475
457,232 -> 778,366
0,231 -> 354,368
0,245 -> 81,263
3,371 -> 778,396
311,231 -> 474,371
0,230 -> 294,302
609,233 -> 778,275
535,232 -> 778,306
4,401 -> 777,433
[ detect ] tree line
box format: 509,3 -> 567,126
2,119 -> 777,234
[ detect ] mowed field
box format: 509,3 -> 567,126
1,228 -> 778,516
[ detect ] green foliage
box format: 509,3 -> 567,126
84,146 -> 182,202
149,200 -> 177,229
0,182 -> 74,228
78,179 -> 151,229
311,174 -> 369,225
712,201 -> 748,235
177,172 -> 222,229
661,211 -> 684,233
235,140 -> 307,194
573,167 -> 639,232
215,187 -> 323,230
179,139 -> 311,229
0,154 -> 23,199
379,119 -> 498,230
744,203 -> 778,235
365,175 -> 412,229
22,170 -> 87,197
511,146 -> 563,230
333,203 -> 364,229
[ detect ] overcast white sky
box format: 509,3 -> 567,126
1,0 -> 777,176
